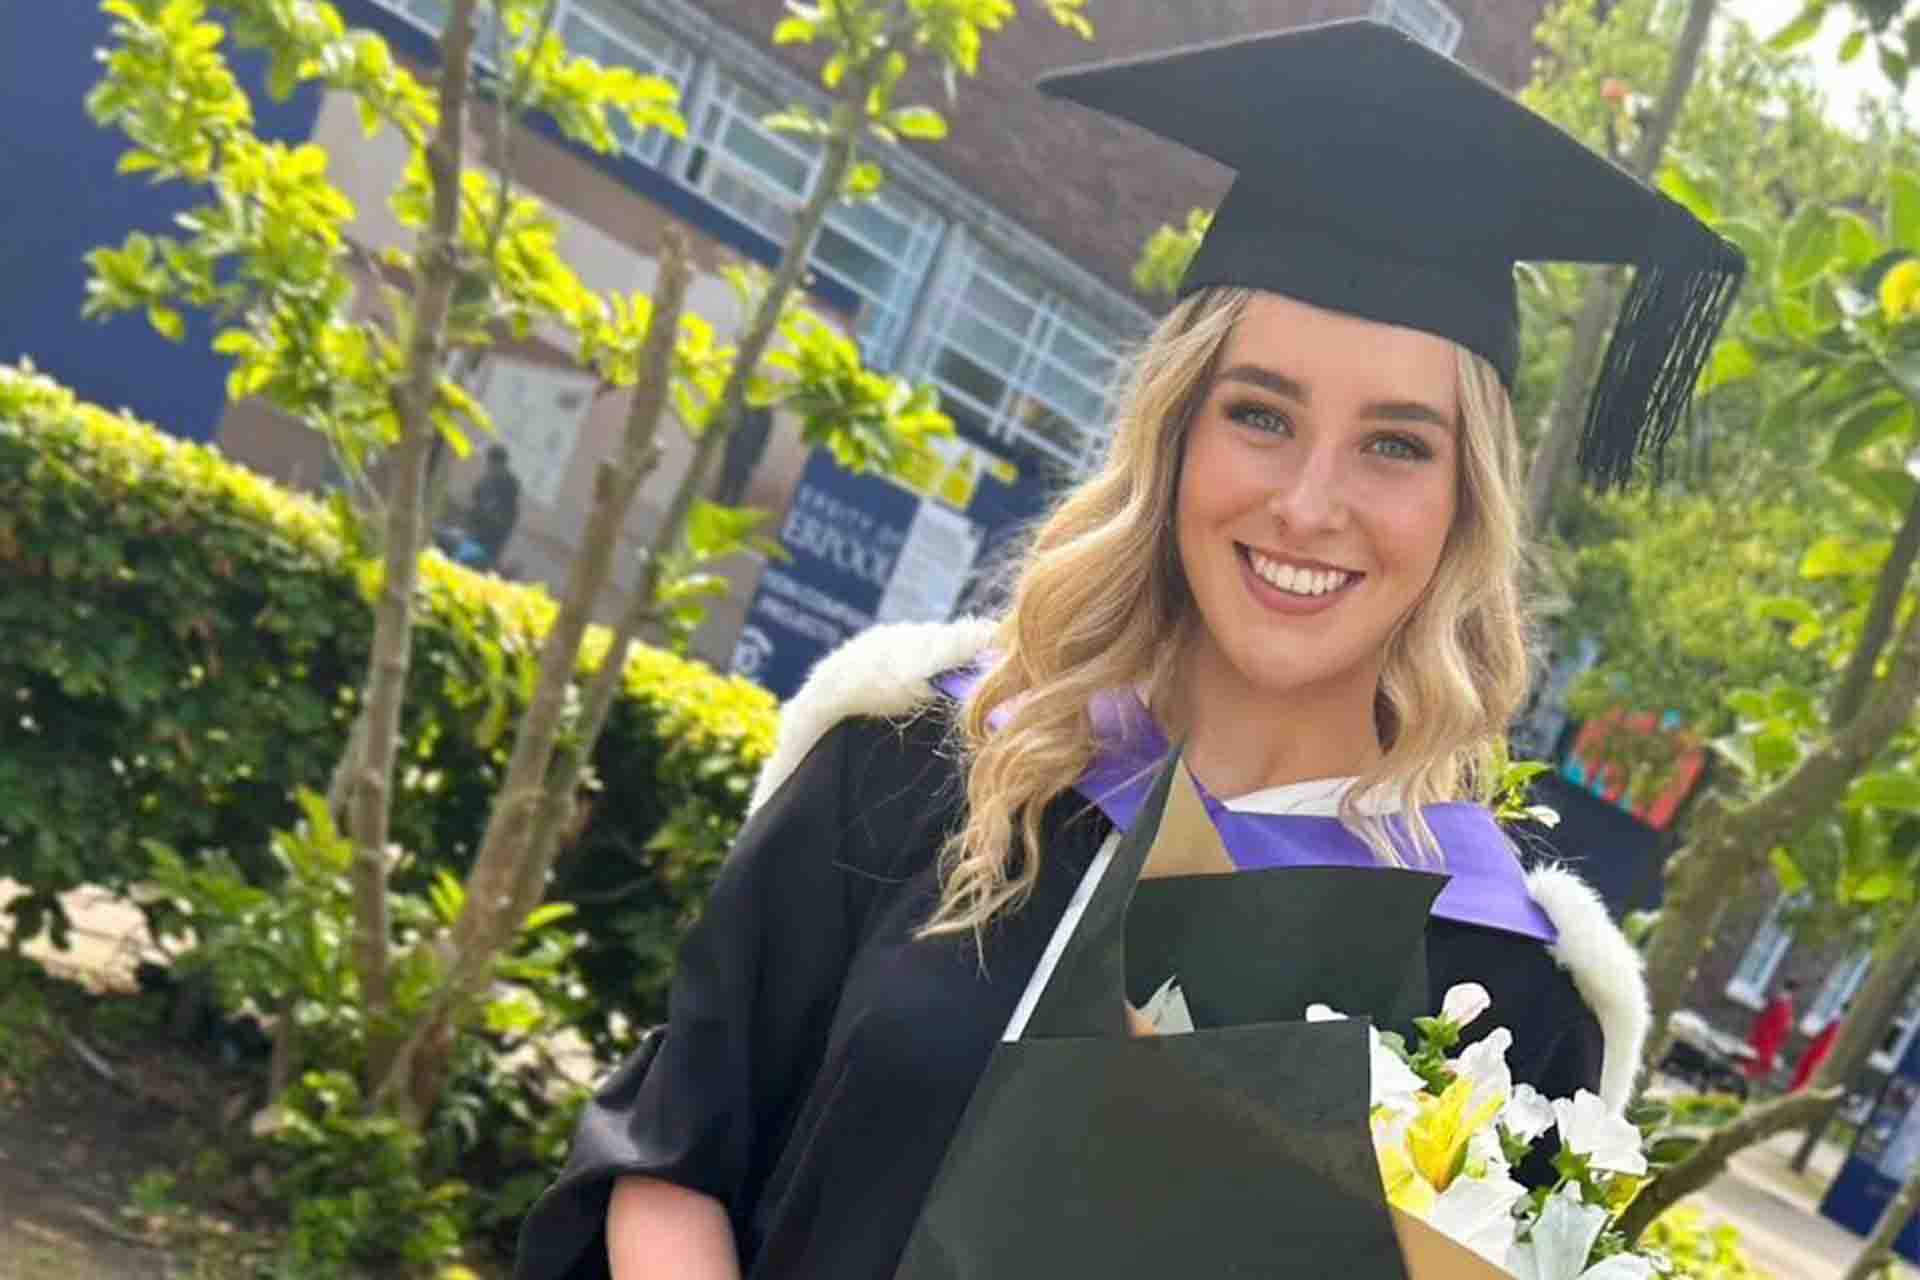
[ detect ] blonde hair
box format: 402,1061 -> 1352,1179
919,286 -> 1532,940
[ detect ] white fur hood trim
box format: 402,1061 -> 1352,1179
752,619 -> 1651,1111
748,617 -> 997,813
1525,864 -> 1650,1111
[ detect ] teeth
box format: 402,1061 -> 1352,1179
1249,550 -> 1348,597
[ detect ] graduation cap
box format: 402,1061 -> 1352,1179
1037,20 -> 1747,487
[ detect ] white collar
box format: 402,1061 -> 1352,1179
1221,776 -> 1399,817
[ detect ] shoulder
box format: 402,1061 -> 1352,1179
749,617 -> 996,814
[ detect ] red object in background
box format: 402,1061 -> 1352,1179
1792,1018 -> 1844,1092
1747,992 -> 1797,1080
1562,710 -> 1708,831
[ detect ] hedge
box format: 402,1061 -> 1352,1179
0,361 -> 777,1051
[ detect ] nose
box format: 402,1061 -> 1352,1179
1265,440 -> 1348,533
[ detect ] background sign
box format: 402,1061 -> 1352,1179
731,436 -> 1048,700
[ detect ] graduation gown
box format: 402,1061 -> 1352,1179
515,619 -> 1648,1280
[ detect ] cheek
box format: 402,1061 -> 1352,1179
1177,426 -> 1261,534
1384,480 -> 1457,583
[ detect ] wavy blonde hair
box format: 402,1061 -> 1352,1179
919,286 -> 1532,940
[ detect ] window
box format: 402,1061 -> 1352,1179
1370,0 -> 1463,56
1726,893 -> 1800,1008
681,72 -> 945,365
812,188 -> 944,367
369,0 -> 507,67
905,234 -> 1124,470
1805,949 -> 1870,1036
682,75 -> 819,244
1874,984 -> 1920,1071
559,1 -> 696,166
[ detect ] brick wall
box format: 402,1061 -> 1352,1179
694,0 -> 1551,303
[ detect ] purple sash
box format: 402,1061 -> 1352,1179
932,666 -> 1556,943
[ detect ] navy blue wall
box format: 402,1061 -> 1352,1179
0,4 -> 324,440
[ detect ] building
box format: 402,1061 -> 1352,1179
2,0 -> 1552,669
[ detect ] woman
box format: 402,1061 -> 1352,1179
517,21 -> 1742,1280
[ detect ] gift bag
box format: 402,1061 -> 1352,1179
894,746 -> 1490,1279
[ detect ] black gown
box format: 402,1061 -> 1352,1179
514,705 -> 1605,1280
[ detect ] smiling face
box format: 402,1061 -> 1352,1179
1173,291 -> 1461,738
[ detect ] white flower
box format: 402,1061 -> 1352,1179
1508,1189 -> 1610,1280
1455,1027 -> 1513,1110
1429,1172 -> 1527,1268
1502,1083 -> 1557,1146
1441,982 -> 1492,1029
1552,1090 -> 1648,1177
1371,1037 -> 1426,1115
1467,1121 -> 1510,1178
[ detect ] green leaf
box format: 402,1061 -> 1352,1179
1840,28 -> 1867,62
1891,170 -> 1920,254
1880,45 -> 1910,91
1801,534 -> 1861,578
772,16 -> 816,44
146,305 -> 185,342
888,106 -> 948,140
522,902 -> 576,931
1831,210 -> 1885,270
1826,394 -> 1914,463
1850,868 -> 1901,903
843,161 -> 885,199
1770,847 -> 1807,895
1767,3 -> 1827,51
1850,772 -> 1920,812
1697,338 -> 1756,396
1779,205 -> 1837,292
1656,164 -> 1717,223
1826,460 -> 1919,517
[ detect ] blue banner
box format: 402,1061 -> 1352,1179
732,441 -> 1048,700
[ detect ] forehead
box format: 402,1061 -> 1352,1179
1219,291 -> 1460,414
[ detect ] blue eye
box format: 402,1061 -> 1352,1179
1226,401 -> 1291,435
1369,434 -> 1433,462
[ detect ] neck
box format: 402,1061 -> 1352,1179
1160,645 -> 1383,799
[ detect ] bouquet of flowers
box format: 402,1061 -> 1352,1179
1312,984 -> 1660,1280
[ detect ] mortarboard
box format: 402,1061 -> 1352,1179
1037,20 -> 1747,486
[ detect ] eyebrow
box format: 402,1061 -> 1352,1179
1215,362 -> 1455,431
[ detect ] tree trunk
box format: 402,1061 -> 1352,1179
348,0 -> 480,1089
1522,0 -> 1721,531
1616,1086 -> 1841,1244
1841,1156 -> 1920,1280
370,234 -> 694,1116
1790,912 -> 1920,1172
644,68 -> 878,574
1643,593 -> 1920,1077
1832,483 -> 1920,727
267,992 -> 297,1104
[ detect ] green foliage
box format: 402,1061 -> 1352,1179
1766,0 -> 1920,92
1642,1205 -> 1770,1279
762,0 -> 1089,192
1131,207 -> 1211,298
0,362 -> 775,1054
270,1069 -> 470,1274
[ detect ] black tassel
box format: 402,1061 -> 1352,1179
1577,243 -> 1746,489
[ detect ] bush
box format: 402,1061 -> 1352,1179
0,361 -> 777,1053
